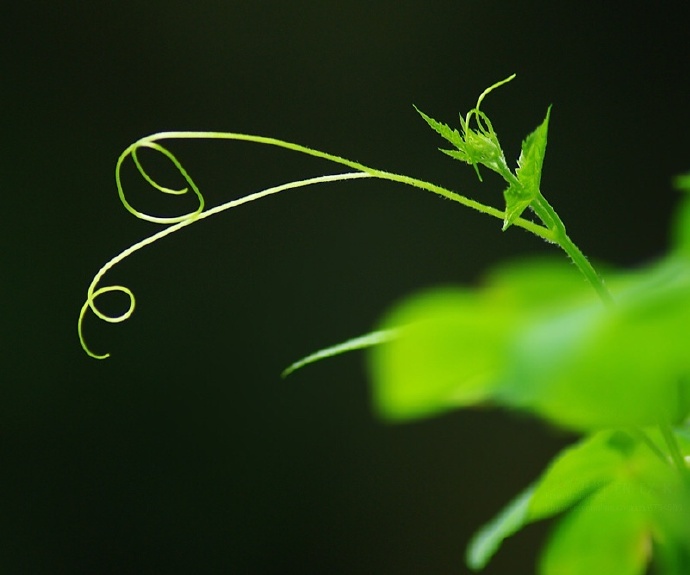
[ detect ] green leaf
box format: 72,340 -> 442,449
466,426 -> 690,571
282,329 -> 394,378
501,256 -> 690,429
414,106 -> 465,153
516,107 -> 551,192
539,481 -> 652,575
415,78 -> 516,183
368,253 -> 690,430
368,288 -> 516,420
368,257 -> 593,422
528,431 -> 627,521
466,431 -> 627,570
466,484 -> 535,571
503,107 -> 551,230
483,257 -> 597,309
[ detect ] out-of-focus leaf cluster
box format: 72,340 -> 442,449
368,173 -> 690,572
370,255 -> 690,430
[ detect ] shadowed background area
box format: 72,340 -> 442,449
2,2 -> 689,573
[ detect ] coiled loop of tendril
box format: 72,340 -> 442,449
79,133 -> 380,359
79,284 -> 135,359
79,139 -> 206,358
80,123 -> 561,359
116,138 -> 205,224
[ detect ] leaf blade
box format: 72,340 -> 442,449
466,484 -> 535,571
282,329 -> 395,378
503,107 -> 551,229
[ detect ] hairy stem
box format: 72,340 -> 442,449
133,132 -> 552,238
531,194 -> 614,306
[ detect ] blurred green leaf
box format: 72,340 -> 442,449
369,252 -> 690,430
466,484 -> 535,571
466,431 -> 628,569
368,289 -> 514,420
368,258 -> 595,422
467,426 -> 690,571
538,481 -> 652,575
673,171 -> 690,192
502,257 -> 690,429
528,431 -> 627,521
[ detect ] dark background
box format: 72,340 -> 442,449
2,2 -> 689,573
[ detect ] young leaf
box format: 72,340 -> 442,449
502,107 -> 551,230
415,77 -> 516,183
413,106 -> 466,158
501,181 -> 531,232
368,289 -> 515,420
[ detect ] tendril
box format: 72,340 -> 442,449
116,139 -> 205,224
80,129 -> 552,359
79,152 -> 373,358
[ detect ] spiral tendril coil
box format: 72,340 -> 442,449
78,133 -> 372,359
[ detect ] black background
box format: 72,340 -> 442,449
2,2 -> 689,573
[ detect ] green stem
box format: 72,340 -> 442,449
531,193 -> 614,306
136,132 -> 552,241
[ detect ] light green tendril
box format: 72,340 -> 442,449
79,125 -> 555,359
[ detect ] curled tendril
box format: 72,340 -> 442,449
80,127 -> 553,359
117,139 -> 205,224
79,133 -> 374,358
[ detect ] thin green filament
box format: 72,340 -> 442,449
79,131 -> 552,359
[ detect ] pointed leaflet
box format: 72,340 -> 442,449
282,330 -> 394,378
466,484 -> 535,571
414,106 -> 508,182
466,430 -> 625,570
414,106 -> 469,163
502,107 -> 551,230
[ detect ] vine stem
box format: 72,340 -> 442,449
81,130 -> 553,359
531,193 -> 614,306
135,131 -> 552,240
79,172 -> 372,359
